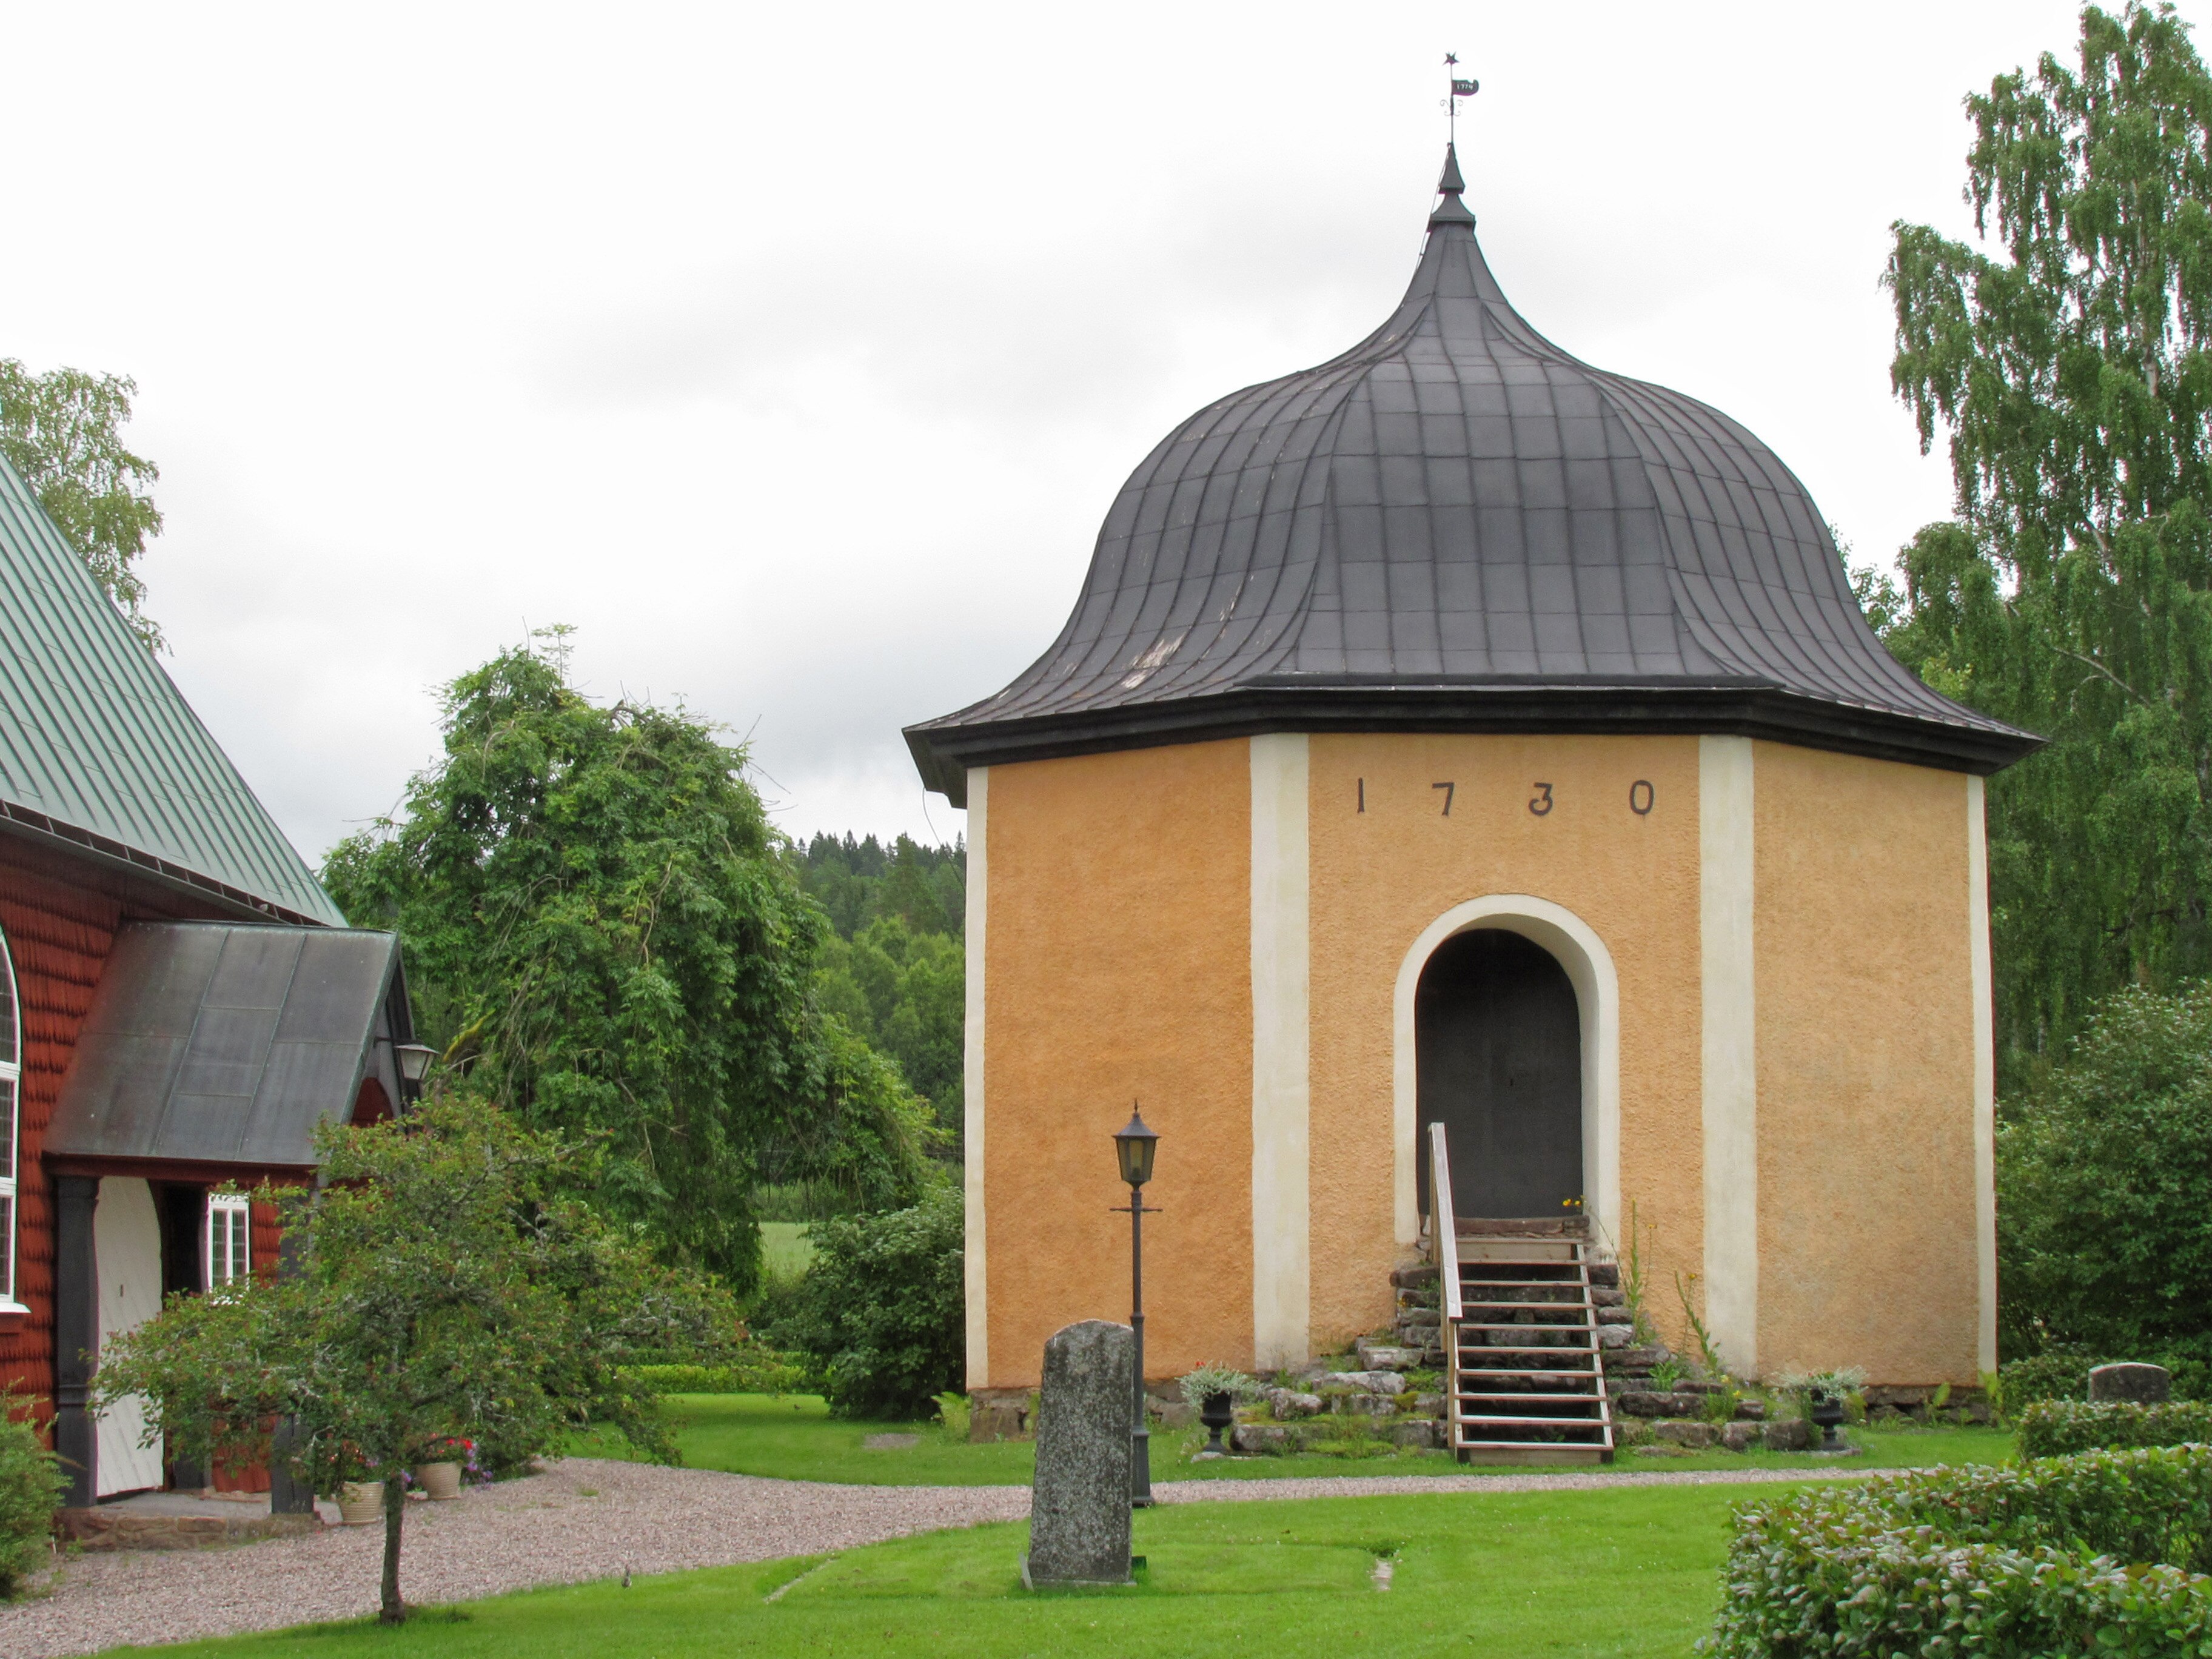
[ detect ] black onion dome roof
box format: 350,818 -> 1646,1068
907,149 -> 2039,804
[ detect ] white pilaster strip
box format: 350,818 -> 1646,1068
962,767 -> 990,1389
1698,736 -> 1758,1376
1968,775 -> 1997,1375
1249,733 -> 1312,1369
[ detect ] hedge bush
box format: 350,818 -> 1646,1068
621,1347 -> 809,1396
2018,1399 -> 2212,1458
0,1390 -> 62,1600
1703,1446 -> 2212,1655
764,1186 -> 962,1418
2003,1346 -> 2212,1407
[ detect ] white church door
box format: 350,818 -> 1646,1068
1416,929 -> 1584,1218
94,1176 -> 166,1496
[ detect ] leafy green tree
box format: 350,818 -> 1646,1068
1995,979 -> 2212,1357
323,642 -> 934,1291
793,833 -> 965,941
97,1097 -> 736,1624
768,1186 -> 964,1418
0,360 -> 164,650
814,917 -> 964,1138
1882,2 -> 2212,1084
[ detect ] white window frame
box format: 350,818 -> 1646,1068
0,927 -> 21,1312
206,1193 -> 251,1290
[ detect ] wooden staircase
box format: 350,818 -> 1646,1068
1426,1124 -> 1614,1466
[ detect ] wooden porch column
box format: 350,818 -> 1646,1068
266,1202 -> 313,1515
53,1175 -> 99,1509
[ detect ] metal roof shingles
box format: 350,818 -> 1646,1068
0,456 -> 343,925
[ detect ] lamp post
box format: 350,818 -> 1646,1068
1111,1106 -> 1159,1509
394,1042 -> 437,1106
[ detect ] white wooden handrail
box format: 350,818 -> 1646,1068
1427,1121 -> 1460,1321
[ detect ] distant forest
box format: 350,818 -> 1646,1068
791,833 -> 966,1151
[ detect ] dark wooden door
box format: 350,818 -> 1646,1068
1416,928 -> 1583,1219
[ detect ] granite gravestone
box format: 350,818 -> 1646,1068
2089,1362 -> 2172,1404
1022,1319 -> 1134,1588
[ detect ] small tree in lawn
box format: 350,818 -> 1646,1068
96,1094 -> 737,1625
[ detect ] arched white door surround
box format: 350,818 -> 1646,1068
1393,896 -> 1621,1252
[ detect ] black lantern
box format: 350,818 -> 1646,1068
394,1042 -> 437,1102
1111,1104 -> 1160,1507
1114,1108 -> 1159,1188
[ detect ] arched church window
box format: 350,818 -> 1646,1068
0,925 -> 19,1309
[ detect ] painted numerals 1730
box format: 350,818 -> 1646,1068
1353,779 -> 1658,816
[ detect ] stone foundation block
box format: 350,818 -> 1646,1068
1720,1422 -> 1760,1452
1232,1423 -> 1301,1453
1318,1370 -> 1407,1395
58,1509 -> 319,1551
1355,1342 -> 1427,1372
1618,1391 -> 1704,1418
1761,1418 -> 1812,1452
1653,1421 -> 1715,1449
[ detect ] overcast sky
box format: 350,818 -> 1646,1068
0,0 -> 2152,867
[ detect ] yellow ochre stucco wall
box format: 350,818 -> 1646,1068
1752,742 -> 1980,1385
1305,734 -> 1704,1356
979,742 -> 1253,1390
974,731 -> 1987,1389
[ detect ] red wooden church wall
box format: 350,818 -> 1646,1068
0,837 -> 224,1413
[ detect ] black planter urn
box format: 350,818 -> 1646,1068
1199,1390 -> 1236,1455
1809,1389 -> 1846,1449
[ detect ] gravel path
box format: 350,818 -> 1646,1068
0,1460 -> 1027,1659
0,1459 -> 1865,1658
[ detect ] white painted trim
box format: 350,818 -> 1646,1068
1392,894 -> 1621,1251
1699,735 -> 1758,1378
1249,734 -> 1312,1369
962,768 -> 990,1389
1968,775 -> 1997,1375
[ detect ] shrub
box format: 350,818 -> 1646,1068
2003,1345 -> 2212,1407
767,1185 -> 962,1418
1703,1446 -> 2212,1655
1997,982 -> 2212,1358
1178,1366 -> 1262,1406
0,1390 -> 62,1600
2017,1399 -> 2212,1458
621,1344 -> 808,1396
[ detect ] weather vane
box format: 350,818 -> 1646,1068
1443,53 -> 1479,147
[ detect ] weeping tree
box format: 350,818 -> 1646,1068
1881,1 -> 2212,1088
323,638 -> 936,1293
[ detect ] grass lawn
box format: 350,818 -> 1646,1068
574,1392 -> 2016,1487
107,1481 -> 1809,1658
756,1221 -> 815,1277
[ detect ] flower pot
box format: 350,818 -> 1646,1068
413,1461 -> 463,1501
337,1481 -> 384,1526
1809,1390 -> 1846,1449
1199,1390 -> 1235,1456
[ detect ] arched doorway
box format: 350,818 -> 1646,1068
1416,928 -> 1583,1219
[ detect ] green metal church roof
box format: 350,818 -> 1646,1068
0,453 -> 345,927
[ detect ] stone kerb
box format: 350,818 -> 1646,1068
1022,1319 -> 1134,1589
2089,1362 -> 2172,1404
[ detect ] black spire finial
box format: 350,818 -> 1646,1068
1429,142 -> 1475,231
1433,56 -> 1479,231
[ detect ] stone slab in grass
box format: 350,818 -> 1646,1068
1024,1319 -> 1134,1587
